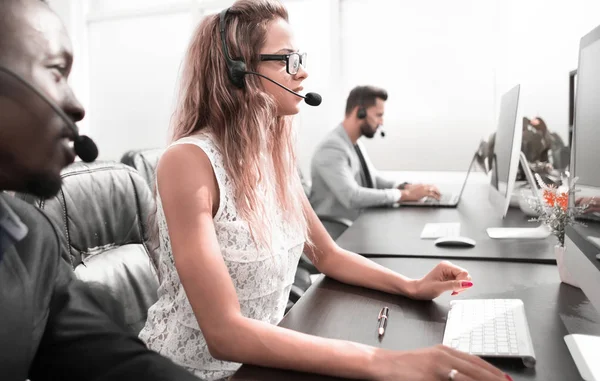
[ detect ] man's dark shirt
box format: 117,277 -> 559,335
0,192 -> 198,381
0,194 -> 28,263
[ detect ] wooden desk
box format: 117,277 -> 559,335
336,182 -> 557,264
232,257 -> 600,381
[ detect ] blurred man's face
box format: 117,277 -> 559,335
360,98 -> 385,139
0,0 -> 85,198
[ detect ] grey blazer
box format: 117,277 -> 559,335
309,125 -> 402,222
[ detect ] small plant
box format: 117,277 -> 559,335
527,173 -> 589,246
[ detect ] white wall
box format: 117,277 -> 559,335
285,0 -> 343,176
342,0 -> 498,172
47,0 -> 600,174
87,9 -> 195,159
494,0 -> 600,148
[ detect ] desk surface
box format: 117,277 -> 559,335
336,181 -> 557,264
232,257 -> 600,381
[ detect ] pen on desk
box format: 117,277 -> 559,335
378,307 -> 389,336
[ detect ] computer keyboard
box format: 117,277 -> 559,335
424,193 -> 459,205
442,299 -> 536,367
420,222 -> 461,239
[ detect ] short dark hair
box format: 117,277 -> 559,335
345,85 -> 388,116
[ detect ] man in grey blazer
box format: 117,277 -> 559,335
310,86 -> 440,222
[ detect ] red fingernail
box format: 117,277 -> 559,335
451,291 -> 458,296
505,374 -> 513,381
461,281 -> 473,288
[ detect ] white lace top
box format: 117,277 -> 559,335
138,133 -> 305,380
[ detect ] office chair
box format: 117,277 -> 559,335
17,161 -> 159,334
297,167 -> 352,241
120,148 -> 164,186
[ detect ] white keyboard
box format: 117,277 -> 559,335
442,299 -> 536,367
420,223 -> 461,239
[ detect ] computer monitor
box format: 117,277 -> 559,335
487,84 -> 522,219
485,85 -> 551,239
562,23 -> 600,381
563,226 -> 600,380
568,69 -> 577,147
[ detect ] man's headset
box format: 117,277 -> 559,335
356,86 -> 385,137
218,8 -> 321,106
0,66 -> 98,162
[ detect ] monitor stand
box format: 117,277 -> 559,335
486,224 -> 551,239
487,153 -> 551,239
564,334 -> 600,380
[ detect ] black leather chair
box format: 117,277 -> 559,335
19,161 -> 159,335
120,148 -> 164,186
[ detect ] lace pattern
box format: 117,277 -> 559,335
138,133 -> 304,380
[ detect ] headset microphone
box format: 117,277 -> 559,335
0,66 -> 98,163
219,8 -> 321,107
380,128 -> 386,138
73,135 -> 99,162
244,70 -> 321,106
304,92 -> 322,107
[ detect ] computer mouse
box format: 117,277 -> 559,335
434,236 -> 476,248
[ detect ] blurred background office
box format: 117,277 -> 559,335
47,0 -> 600,178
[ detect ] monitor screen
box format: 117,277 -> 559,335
490,85 -> 520,198
573,39 -> 600,188
569,70 -> 577,129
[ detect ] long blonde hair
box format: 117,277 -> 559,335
167,0 -> 308,250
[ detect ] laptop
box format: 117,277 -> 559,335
400,153 -> 480,208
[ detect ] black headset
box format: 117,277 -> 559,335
356,86 -> 367,119
355,86 -> 385,137
219,8 -> 247,89
217,7 -> 323,106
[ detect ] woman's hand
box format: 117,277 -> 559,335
374,345 -> 512,381
411,261 -> 473,300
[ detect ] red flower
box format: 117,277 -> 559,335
543,189 -> 556,207
557,192 -> 569,211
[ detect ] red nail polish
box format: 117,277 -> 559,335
451,291 -> 458,296
505,374 -> 513,381
461,281 -> 473,288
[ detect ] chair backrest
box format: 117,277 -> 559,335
298,166 -> 311,198
121,148 -> 165,187
27,161 -> 159,334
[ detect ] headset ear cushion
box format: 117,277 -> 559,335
357,107 -> 366,119
229,60 -> 247,88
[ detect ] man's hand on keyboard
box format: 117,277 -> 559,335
402,183 -> 441,201
577,196 -> 600,213
411,261 -> 473,300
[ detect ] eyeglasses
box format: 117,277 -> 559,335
259,52 -> 307,75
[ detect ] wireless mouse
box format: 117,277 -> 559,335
434,236 -> 476,248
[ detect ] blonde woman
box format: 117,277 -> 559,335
139,1 -> 511,381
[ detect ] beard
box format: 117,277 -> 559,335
360,121 -> 377,139
23,171 -> 62,199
